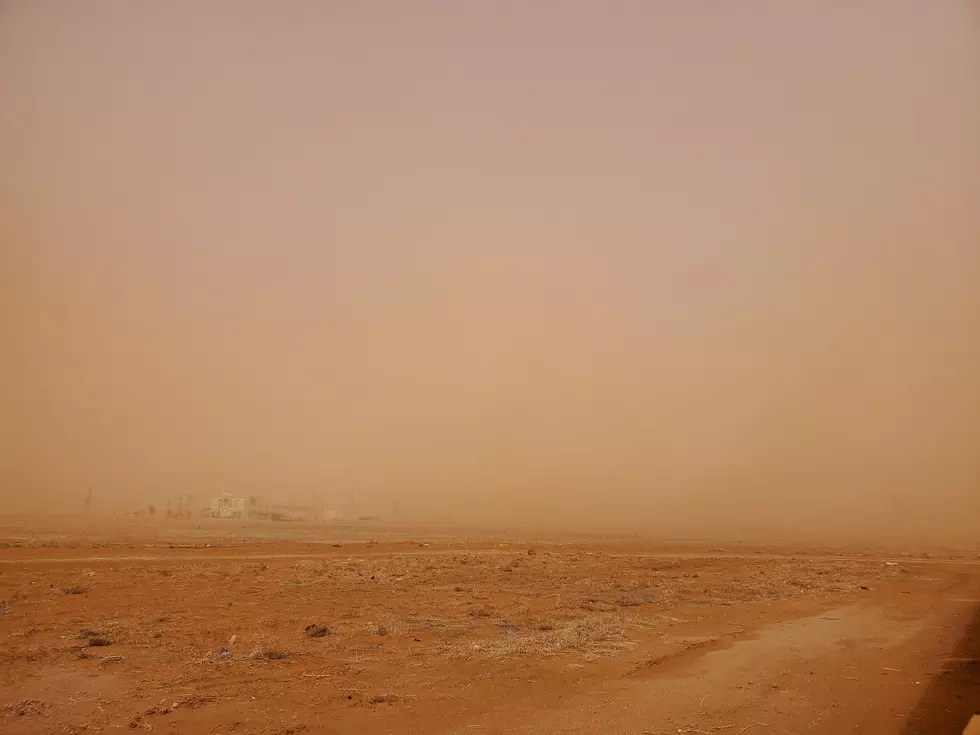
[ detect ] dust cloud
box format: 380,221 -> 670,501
1,2 -> 978,543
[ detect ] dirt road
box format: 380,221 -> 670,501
496,569 -> 980,734
1,531 -> 978,734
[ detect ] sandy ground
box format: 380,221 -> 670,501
1,517 -> 978,734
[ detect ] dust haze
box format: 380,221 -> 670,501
1,1 -> 978,542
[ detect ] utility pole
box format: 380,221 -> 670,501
83,488 -> 92,516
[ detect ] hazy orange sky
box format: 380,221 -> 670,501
2,2 -> 979,537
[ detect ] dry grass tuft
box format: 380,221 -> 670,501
5,699 -> 47,716
581,598 -> 618,612
249,648 -> 290,661
174,694 -> 217,709
294,560 -> 328,575
455,612 -> 648,661
77,628 -> 113,646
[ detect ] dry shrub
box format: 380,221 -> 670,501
78,628 -> 112,646
174,694 -> 216,709
249,648 -> 290,661
614,586 -> 663,607
294,560 -> 327,575
77,618 -> 163,648
580,599 -> 617,612
7,626 -> 41,638
5,699 -> 47,716
458,612 -> 647,661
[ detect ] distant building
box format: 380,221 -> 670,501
320,507 -> 345,521
206,494 -> 317,521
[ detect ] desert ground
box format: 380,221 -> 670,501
1,517 -> 978,735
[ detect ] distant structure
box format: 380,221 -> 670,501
83,488 -> 92,516
164,494 -> 194,519
205,494 -> 321,522
320,507 -> 345,521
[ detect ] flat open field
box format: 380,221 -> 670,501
1,517 -> 978,734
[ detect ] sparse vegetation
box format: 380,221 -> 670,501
77,628 -> 113,647
249,648 -> 290,661
0,519 -> 904,734
453,612 -> 649,661
5,699 -> 47,716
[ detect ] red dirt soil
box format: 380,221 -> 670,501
1,517 -> 978,734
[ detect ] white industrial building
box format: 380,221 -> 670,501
206,494 -> 319,522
